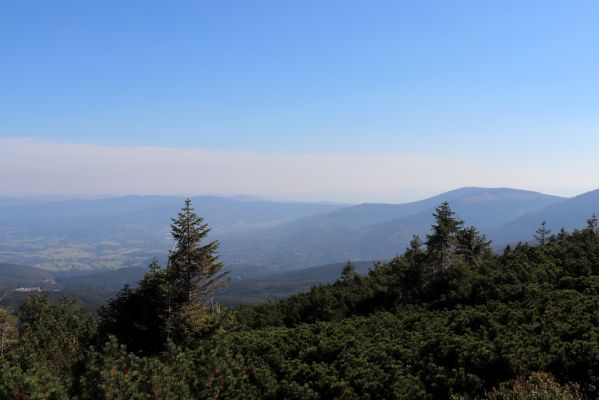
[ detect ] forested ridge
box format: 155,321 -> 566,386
1,200 -> 599,399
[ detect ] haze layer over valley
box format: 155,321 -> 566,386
2,186 -> 598,277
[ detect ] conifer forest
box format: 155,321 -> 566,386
2,200 -> 599,399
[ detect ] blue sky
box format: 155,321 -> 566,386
1,1 -> 598,201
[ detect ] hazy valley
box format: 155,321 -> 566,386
3,186 -> 597,275
2,186 -> 599,309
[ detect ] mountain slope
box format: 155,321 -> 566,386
219,261 -> 373,304
490,188 -> 599,245
222,188 -> 564,269
0,260 -> 374,308
0,263 -> 54,288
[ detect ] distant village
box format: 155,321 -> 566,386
14,286 -> 42,293
13,278 -> 56,293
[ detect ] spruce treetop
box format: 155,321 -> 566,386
340,261 -> 357,282
167,198 -> 228,305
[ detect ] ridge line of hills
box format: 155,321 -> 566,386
1,186 -> 598,274
2,186 -> 599,308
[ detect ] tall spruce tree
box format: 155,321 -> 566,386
534,221 -> 551,246
587,214 -> 598,234
400,235 -> 426,303
456,226 -> 491,265
99,201 -> 230,353
340,261 -> 357,282
425,202 -> 463,273
167,198 -> 229,308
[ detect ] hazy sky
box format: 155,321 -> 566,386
1,1 -> 598,202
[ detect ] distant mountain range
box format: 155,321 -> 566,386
1,187 -> 598,273
221,187 -> 569,268
489,188 -> 599,245
0,195 -> 343,270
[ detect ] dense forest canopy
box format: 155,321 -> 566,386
2,200 -> 599,399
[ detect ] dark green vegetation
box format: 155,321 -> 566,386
0,261 -> 374,310
2,200 -> 599,398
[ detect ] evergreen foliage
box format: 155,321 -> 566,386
98,262 -> 167,354
480,372 -> 581,400
0,307 -> 16,358
167,198 -> 229,306
426,202 -> 464,272
98,199 -> 230,354
534,221 -> 551,246
586,214 -> 598,234
339,261 -> 357,283
5,202 -> 599,398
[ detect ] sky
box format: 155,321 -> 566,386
1,1 -> 599,202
